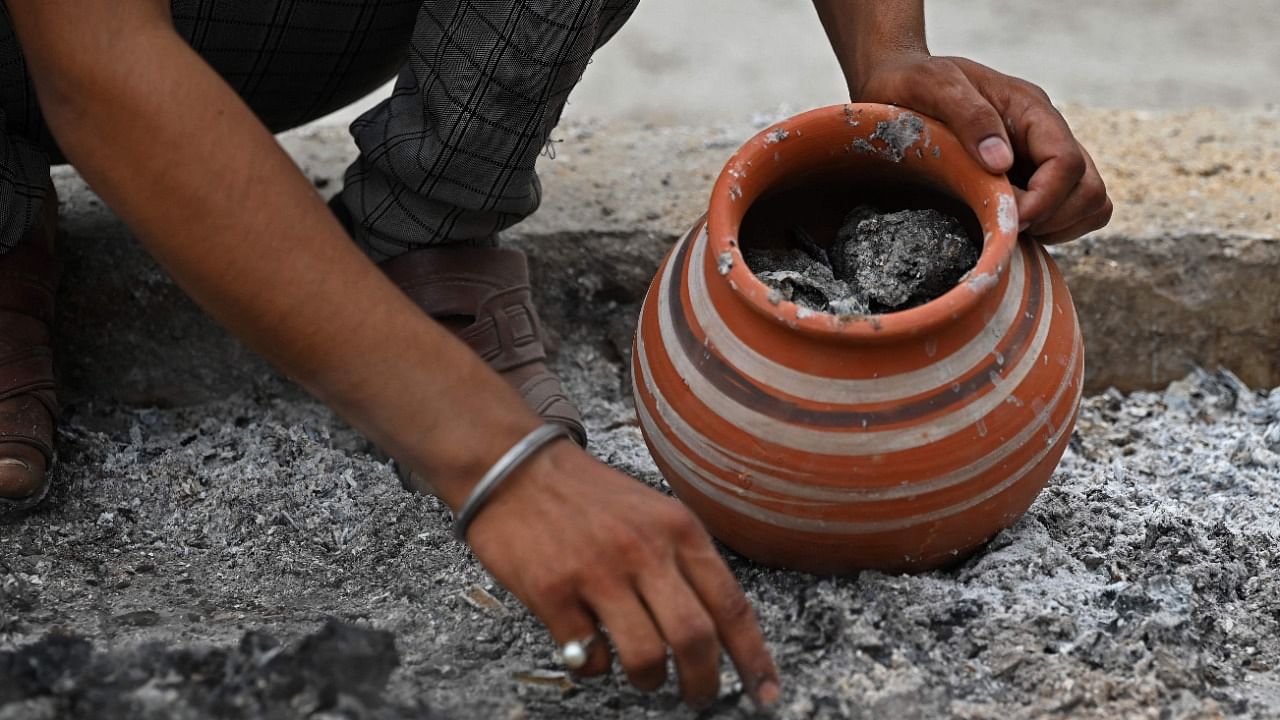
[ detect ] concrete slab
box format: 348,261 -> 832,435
50,107 -> 1277,407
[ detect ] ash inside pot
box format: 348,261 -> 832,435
745,205 -> 979,315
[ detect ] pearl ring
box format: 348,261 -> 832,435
559,634 -> 599,670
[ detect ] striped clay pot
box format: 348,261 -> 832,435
632,104 -> 1084,574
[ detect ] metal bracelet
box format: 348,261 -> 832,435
452,423 -> 573,542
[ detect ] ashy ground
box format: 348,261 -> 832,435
2,341 -> 1279,719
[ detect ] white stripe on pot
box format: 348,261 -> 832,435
636,317 -> 1081,504
638,348 -> 1080,535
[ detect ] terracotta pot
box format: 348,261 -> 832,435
632,104 -> 1084,574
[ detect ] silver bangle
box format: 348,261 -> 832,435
452,424 -> 573,542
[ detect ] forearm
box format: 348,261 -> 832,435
812,0 -> 927,94
10,3 -> 538,507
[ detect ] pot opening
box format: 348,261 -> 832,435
738,171 -> 984,318
707,104 -> 1018,343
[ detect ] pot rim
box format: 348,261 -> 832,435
707,103 -> 1019,344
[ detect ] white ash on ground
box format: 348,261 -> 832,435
1,342 -> 1278,718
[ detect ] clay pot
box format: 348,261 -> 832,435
632,104 -> 1084,574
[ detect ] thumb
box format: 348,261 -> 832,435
894,61 -> 1014,174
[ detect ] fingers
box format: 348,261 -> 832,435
1012,105 -> 1087,229
880,59 -> 1014,174
588,504 -> 779,710
537,597 -> 611,677
1032,203 -> 1113,245
476,454 -> 777,710
1025,146 -> 1113,243
857,56 -> 1109,244
636,568 -> 723,709
587,584 -> 670,691
675,521 -> 782,709
936,62 -> 1110,242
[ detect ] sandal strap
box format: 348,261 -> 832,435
381,245 -> 585,447
516,372 -> 586,444
382,246 -> 549,371
0,347 -> 57,416
456,285 -> 547,372
0,393 -> 54,461
0,192 -> 61,472
0,234 -> 58,418
381,245 -> 526,316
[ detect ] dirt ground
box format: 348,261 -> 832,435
3,289 -> 1279,719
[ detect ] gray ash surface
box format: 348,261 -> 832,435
0,620 -> 431,719
746,206 -> 979,315
2,311 -> 1279,720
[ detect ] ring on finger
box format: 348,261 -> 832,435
558,634 -> 599,670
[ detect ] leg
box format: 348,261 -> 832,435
1,1 -> 419,164
337,0 -> 641,258
0,0 -> 419,508
0,7 -> 57,508
0,191 -> 57,509
0,5 -> 53,250
0,9 -> 56,509
331,0 -> 640,452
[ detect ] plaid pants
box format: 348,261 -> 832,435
0,0 -> 639,257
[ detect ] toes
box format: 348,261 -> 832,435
0,445 -> 48,501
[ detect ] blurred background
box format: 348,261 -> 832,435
316,0 -> 1279,128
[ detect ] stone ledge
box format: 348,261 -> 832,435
51,108 -> 1280,406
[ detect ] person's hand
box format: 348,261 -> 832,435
464,440 -> 781,710
853,54 -> 1113,245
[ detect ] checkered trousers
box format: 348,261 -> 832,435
0,0 -> 639,256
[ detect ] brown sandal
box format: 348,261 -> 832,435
379,246 -> 587,448
0,195 -> 60,512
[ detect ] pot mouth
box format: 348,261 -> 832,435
707,103 -> 1019,344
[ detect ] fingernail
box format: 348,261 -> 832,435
979,136 -> 1013,171
754,679 -> 781,709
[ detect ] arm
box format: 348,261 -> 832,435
813,0 -> 1113,244
13,0 -> 531,509
9,0 -> 778,708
